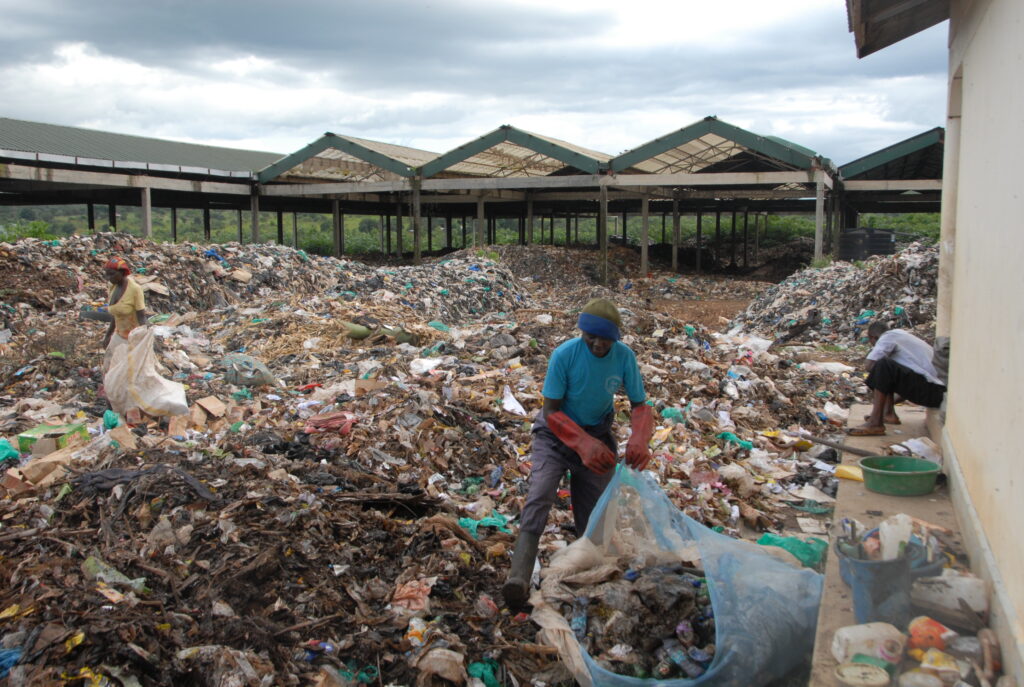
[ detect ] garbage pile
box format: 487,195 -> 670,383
562,566 -> 716,679
732,242 -> 939,345
0,233 -> 885,685
446,244 -> 641,289
0,233 -> 527,322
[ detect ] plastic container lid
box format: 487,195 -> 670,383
835,662 -> 890,687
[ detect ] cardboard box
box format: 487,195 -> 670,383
3,438 -> 84,495
17,423 -> 88,456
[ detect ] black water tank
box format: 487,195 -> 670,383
838,228 -> 896,261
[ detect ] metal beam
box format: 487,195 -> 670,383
256,133 -> 415,183
0,162 -> 250,195
843,179 -> 942,191
259,170 -> 813,197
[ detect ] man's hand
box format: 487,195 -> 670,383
577,436 -> 617,474
625,404 -> 654,471
546,411 -> 617,475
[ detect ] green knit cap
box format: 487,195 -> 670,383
582,298 -> 622,327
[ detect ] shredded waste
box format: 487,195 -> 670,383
0,234 -> 947,685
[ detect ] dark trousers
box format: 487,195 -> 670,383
518,411 -> 617,537
866,358 -> 946,408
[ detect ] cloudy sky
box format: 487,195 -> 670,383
0,0 -> 947,165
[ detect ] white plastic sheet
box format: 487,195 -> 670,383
104,327 -> 188,417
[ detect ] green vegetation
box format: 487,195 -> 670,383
0,219 -> 59,241
859,213 -> 940,242
0,204 -> 940,255
810,256 -> 833,269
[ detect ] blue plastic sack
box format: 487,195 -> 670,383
554,467 -> 823,687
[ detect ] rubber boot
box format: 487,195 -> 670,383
502,530 -> 540,611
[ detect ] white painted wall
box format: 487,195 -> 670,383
942,0 -> 1024,661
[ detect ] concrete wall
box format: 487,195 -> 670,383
940,0 -> 1024,670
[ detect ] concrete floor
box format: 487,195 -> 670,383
808,403 -> 962,686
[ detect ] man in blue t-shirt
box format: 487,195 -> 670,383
502,298 -> 653,610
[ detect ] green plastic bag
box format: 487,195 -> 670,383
757,533 -> 828,568
717,431 -> 754,451
468,660 -> 501,687
661,407 -> 685,424
103,410 -> 121,430
458,513 -> 511,539
0,439 -> 20,464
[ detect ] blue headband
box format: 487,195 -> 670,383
577,312 -> 620,341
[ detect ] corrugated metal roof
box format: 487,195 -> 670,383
610,118 -> 822,174
339,134 -> 439,168
839,128 -> 943,180
442,128 -> 610,178
0,117 -> 282,172
275,134 -> 439,182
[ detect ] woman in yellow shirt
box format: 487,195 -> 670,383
100,257 -> 146,371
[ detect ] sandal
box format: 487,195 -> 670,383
847,425 -> 886,436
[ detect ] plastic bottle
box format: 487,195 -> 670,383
570,597 -> 588,641
665,646 -> 705,678
688,645 -> 714,666
675,620 -> 696,646
879,513 -> 913,561
898,672 -> 944,687
831,622 -> 907,663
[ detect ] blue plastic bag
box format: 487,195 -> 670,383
545,467 -> 823,687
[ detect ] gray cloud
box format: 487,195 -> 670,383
0,0 -> 948,164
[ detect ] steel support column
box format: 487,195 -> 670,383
140,187 -> 152,238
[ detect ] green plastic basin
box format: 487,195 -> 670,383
858,455 -> 940,496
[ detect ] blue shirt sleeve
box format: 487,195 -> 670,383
621,346 -> 646,403
542,346 -> 568,400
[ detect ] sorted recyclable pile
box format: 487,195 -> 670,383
731,242 -> 939,345
0,233 -> 895,685
829,513 -> 1013,687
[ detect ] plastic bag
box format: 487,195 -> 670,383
220,353 -> 277,387
0,439 -> 19,464
535,467 -> 822,687
104,327 -> 188,418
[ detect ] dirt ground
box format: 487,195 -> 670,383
651,298 -> 751,329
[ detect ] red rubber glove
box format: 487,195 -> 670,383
546,411 -> 616,475
625,404 -> 654,471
